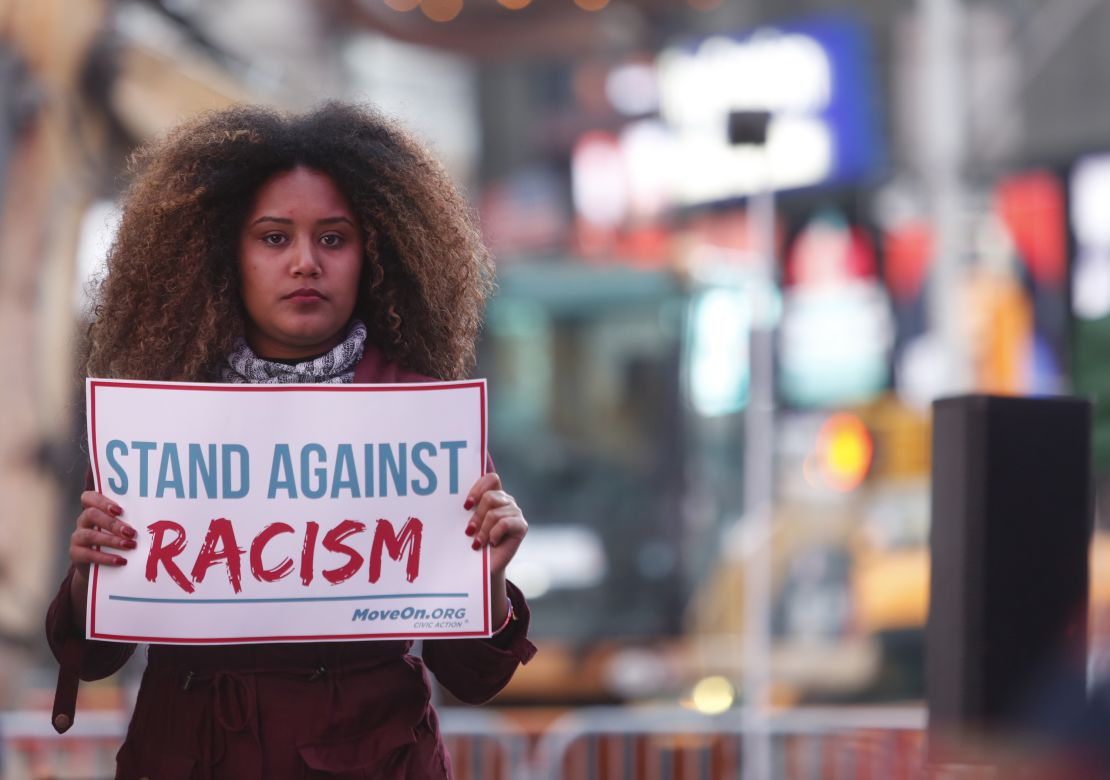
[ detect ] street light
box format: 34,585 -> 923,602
729,108 -> 775,780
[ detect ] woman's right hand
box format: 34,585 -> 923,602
71,491 -> 137,579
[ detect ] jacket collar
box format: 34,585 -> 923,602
353,342 -> 434,384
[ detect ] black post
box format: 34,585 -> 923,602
927,395 -> 1093,764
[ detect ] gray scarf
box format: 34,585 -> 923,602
220,320 -> 367,384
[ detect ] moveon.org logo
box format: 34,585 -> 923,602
351,606 -> 467,622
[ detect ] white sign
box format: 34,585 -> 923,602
657,31 -> 836,203
85,378 -> 490,644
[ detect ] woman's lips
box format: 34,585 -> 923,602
284,288 -> 325,301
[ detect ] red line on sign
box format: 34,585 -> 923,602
89,630 -> 490,643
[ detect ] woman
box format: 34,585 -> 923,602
46,103 -> 535,779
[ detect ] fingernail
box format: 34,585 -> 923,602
116,556 -> 128,565
110,505 -> 123,516
471,539 -> 480,550
123,539 -> 137,549
463,499 -> 474,511
124,526 -> 137,538
465,524 -> 476,537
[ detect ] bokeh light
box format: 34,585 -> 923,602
691,676 -> 735,715
421,0 -> 463,22
817,413 -> 874,492
574,0 -> 610,11
383,0 -> 421,11
497,0 -> 532,9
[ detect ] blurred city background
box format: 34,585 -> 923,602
2,0 -> 1110,777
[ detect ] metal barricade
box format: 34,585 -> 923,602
1,709 -> 127,780
438,707 -> 533,780
532,706 -> 927,780
0,706 -> 531,780
1,704 -> 929,780
770,708 -> 926,780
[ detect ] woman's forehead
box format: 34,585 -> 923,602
248,166 -> 353,217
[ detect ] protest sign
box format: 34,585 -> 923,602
84,378 -> 489,644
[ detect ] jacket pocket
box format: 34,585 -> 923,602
297,721 -> 417,779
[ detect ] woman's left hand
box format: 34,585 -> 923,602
464,472 -> 527,578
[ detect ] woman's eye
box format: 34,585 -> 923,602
262,233 -> 286,246
320,233 -> 344,248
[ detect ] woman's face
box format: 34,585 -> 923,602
238,166 -> 363,360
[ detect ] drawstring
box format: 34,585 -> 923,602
309,665 -> 341,719
195,671 -> 261,780
213,672 -> 255,732
187,664 -> 334,779
327,667 -> 339,717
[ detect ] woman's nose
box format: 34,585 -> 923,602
289,240 -> 321,277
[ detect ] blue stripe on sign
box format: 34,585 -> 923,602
108,593 -> 468,604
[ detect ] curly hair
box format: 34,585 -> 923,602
86,102 -> 494,381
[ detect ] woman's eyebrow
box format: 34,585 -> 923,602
250,216 -> 292,226
249,216 -> 354,227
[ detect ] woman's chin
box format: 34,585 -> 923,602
248,328 -> 347,360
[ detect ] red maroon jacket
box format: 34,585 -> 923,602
45,346 -> 536,779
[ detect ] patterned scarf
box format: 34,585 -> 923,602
220,320 -> 367,384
